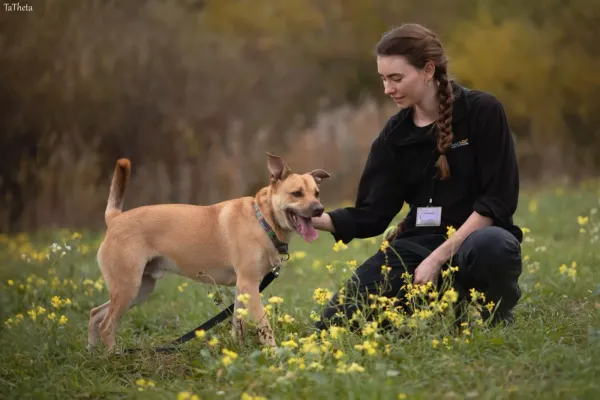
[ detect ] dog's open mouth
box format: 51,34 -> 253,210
286,210 -> 319,243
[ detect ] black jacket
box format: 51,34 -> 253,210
328,83 -> 523,245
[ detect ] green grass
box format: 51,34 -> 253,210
1,181 -> 599,400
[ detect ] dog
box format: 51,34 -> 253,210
87,153 -> 330,351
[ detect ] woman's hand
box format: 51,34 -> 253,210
311,212 -> 335,233
413,256 -> 444,285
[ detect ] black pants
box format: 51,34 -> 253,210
315,226 -> 523,330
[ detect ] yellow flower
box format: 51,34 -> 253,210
578,216 -> 589,226
58,315 -> 68,325
282,339 -> 298,349
221,348 -> 238,366
432,339 -> 440,348
521,227 -> 531,234
528,199 -> 538,214
7,279 -> 14,286
47,312 -> 56,321
242,393 -> 267,400
354,340 -> 378,356
332,240 -> 348,252
346,362 -> 365,373
237,293 -> 250,305
51,296 -> 63,309
380,240 -> 390,253
268,296 -> 284,305
313,288 -> 333,305
194,329 -> 206,339
278,314 -> 295,324
442,288 -> 458,304
446,225 -> 456,237
177,392 -> 200,400
208,337 -> 219,346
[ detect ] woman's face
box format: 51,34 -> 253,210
377,55 -> 434,109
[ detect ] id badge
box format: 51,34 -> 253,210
416,206 -> 442,227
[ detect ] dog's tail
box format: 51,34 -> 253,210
105,158 -> 131,226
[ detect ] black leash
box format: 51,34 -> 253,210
123,266 -> 281,355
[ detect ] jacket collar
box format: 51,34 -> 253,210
382,82 -> 470,142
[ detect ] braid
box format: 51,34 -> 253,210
435,73 -> 454,180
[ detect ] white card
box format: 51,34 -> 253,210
416,207 -> 442,227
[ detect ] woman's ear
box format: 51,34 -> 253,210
423,60 -> 436,81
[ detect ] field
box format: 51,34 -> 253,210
1,181 -> 599,400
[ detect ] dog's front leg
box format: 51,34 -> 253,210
232,278 -> 276,347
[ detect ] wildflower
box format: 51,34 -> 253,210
194,329 -> 206,339
242,393 -> 267,400
332,240 -> 348,252
442,288 -> 458,304
177,392 -> 200,400
380,240 -> 390,253
578,216 -> 589,226
288,357 -> 306,369
278,314 -> 295,324
347,362 -> 365,373
237,293 -> 250,305
177,282 -> 188,292
51,296 -> 63,309
354,340 -> 378,356
135,379 -> 155,391
58,315 -> 68,325
362,321 -> 378,336
281,339 -> 298,349
7,279 -> 14,286
308,362 -> 324,371
268,296 -> 284,305
221,348 -> 238,366
313,288 -> 333,305
208,337 -> 219,346
432,339 -> 440,348
293,251 -> 306,259
446,225 -> 456,237
47,312 -> 56,321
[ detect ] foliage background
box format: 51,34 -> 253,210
1,0 -> 599,232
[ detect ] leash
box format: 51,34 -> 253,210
122,201 -> 289,355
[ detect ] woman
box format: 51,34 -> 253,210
311,23 -> 523,329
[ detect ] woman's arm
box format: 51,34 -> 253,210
314,133 -> 408,243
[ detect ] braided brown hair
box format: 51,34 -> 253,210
375,23 -> 455,180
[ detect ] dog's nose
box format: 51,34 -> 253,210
311,203 -> 324,217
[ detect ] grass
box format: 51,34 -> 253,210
1,180 -> 599,400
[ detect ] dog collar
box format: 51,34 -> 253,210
254,202 -> 289,257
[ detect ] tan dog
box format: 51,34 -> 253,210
87,153 -> 330,351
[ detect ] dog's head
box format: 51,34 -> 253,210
266,152 -> 330,243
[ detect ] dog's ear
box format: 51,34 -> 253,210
309,169 -> 331,184
266,152 -> 291,182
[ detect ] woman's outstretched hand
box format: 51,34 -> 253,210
311,212 -> 335,233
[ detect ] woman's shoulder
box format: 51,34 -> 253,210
456,84 -> 506,117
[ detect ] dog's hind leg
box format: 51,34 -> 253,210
88,275 -> 157,351
97,273 -> 157,352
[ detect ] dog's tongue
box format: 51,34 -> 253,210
298,216 -> 318,243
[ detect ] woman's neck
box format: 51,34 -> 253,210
412,85 -> 439,127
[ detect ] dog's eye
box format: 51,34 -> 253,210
315,191 -> 320,198
291,190 -> 303,197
